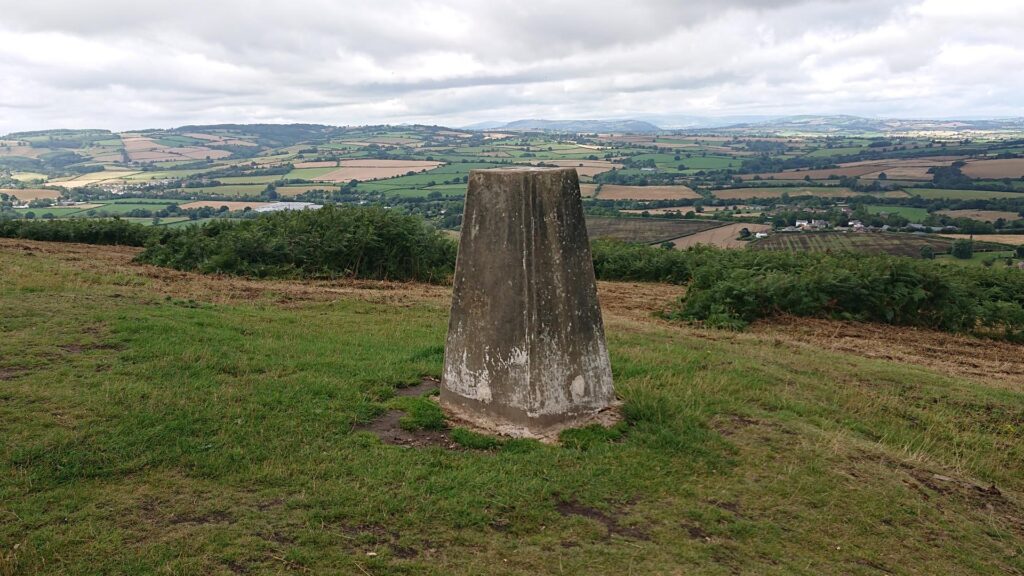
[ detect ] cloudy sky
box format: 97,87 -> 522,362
0,0 -> 1021,133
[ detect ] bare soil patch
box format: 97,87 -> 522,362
597,184 -> 700,200
554,496 -> 649,540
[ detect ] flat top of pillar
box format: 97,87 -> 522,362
472,166 -> 575,173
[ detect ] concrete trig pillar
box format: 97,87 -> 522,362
441,167 -> 615,438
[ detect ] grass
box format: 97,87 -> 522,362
936,250 -> 1022,267
864,204 -> 931,222
1,241 -> 1022,574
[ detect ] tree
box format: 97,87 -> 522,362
920,245 -> 935,259
951,239 -> 974,259
738,227 -> 751,239
1015,245 -> 1024,259
878,172 -> 888,181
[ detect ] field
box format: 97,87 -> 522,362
669,223 -> 771,249
179,201 -> 274,210
749,231 -> 1007,257
1,240 -> 1022,574
595,184 -> 699,200
906,188 -> 1024,200
937,209 -> 1023,222
533,160 -> 621,177
711,187 -> 856,199
312,160 -> 444,183
0,188 -> 62,202
585,217 -> 724,244
178,185 -> 268,197
939,233 -> 1024,245
961,158 -> 1024,179
866,205 -> 931,222
276,185 -> 339,197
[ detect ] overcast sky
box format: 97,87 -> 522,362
1,0 -> 1021,133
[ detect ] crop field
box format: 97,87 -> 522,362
176,184 -> 268,197
179,201 -> 274,210
670,223 -> 771,249
741,158 -> 954,182
906,188 -> 1024,200
48,171 -> 142,188
711,187 -> 855,199
961,158 -> 1024,179
0,188 -> 62,202
937,209 -> 1023,222
585,217 -> 724,244
751,231 -> 1009,257
532,160 -> 621,177
310,160 -> 444,183
595,184 -> 700,200
939,233 -> 1024,245
276,185 -> 339,197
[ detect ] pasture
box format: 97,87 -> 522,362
312,160 -> 444,183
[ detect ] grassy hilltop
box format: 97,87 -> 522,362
2,239 -> 1023,575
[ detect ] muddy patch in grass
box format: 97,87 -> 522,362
554,496 -> 650,540
395,376 -> 439,397
357,410 -> 460,449
0,367 -> 28,381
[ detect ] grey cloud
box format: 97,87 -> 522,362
0,0 -> 1021,133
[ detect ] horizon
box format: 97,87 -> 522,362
1,0 -> 1022,133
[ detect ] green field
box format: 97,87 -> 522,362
2,241 -> 1022,574
864,205 -> 930,222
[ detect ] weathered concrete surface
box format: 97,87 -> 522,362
441,167 -> 616,438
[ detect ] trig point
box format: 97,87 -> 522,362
441,167 -> 616,439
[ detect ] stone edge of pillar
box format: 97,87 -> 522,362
439,396 -> 623,444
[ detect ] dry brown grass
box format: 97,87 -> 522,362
597,184 -> 699,200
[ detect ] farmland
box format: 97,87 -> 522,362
712,187 -> 857,199
937,209 -> 1023,222
751,231 -> 1010,257
670,222 -> 771,249
595,184 -> 699,200
585,217 -> 724,244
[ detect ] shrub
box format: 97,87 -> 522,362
951,239 -> 974,259
0,218 -> 153,246
137,205 -> 457,283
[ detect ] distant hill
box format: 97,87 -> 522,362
471,119 -> 661,133
687,115 -> 1024,134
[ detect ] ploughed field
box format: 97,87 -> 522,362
751,231 -> 1009,257
585,216 -> 724,244
2,239 -> 1023,575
